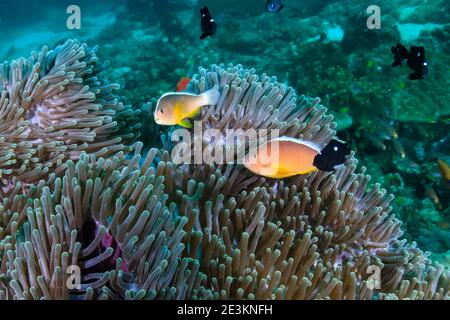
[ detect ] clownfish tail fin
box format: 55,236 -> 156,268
200,86 -> 220,106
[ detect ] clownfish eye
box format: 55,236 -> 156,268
160,109 -> 164,114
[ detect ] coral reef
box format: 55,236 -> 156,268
162,64 -> 449,299
0,59 -> 448,300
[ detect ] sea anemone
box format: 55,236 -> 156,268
0,46 -> 448,300
0,145 -> 211,300
0,40 -> 141,196
187,64 -> 335,162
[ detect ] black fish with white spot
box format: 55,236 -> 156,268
200,6 -> 217,40
391,43 -> 429,80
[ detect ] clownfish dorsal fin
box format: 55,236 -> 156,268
272,136 -> 322,153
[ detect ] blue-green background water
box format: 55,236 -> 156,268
1,0 -> 449,265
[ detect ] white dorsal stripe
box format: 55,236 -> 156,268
158,92 -> 198,100
270,136 -> 322,153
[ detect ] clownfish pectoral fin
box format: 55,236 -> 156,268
179,119 -> 193,129
186,107 -> 202,118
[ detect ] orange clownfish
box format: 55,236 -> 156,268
244,137 -> 350,179
176,77 -> 191,92
154,87 -> 220,128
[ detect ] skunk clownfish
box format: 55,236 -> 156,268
244,137 -> 351,178
154,87 -> 220,128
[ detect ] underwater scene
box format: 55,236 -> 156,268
0,0 -> 448,301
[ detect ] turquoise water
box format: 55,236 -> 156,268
0,0 -> 448,300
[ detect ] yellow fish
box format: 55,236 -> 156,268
437,159 -> 450,187
243,137 -> 350,179
154,87 -> 220,128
